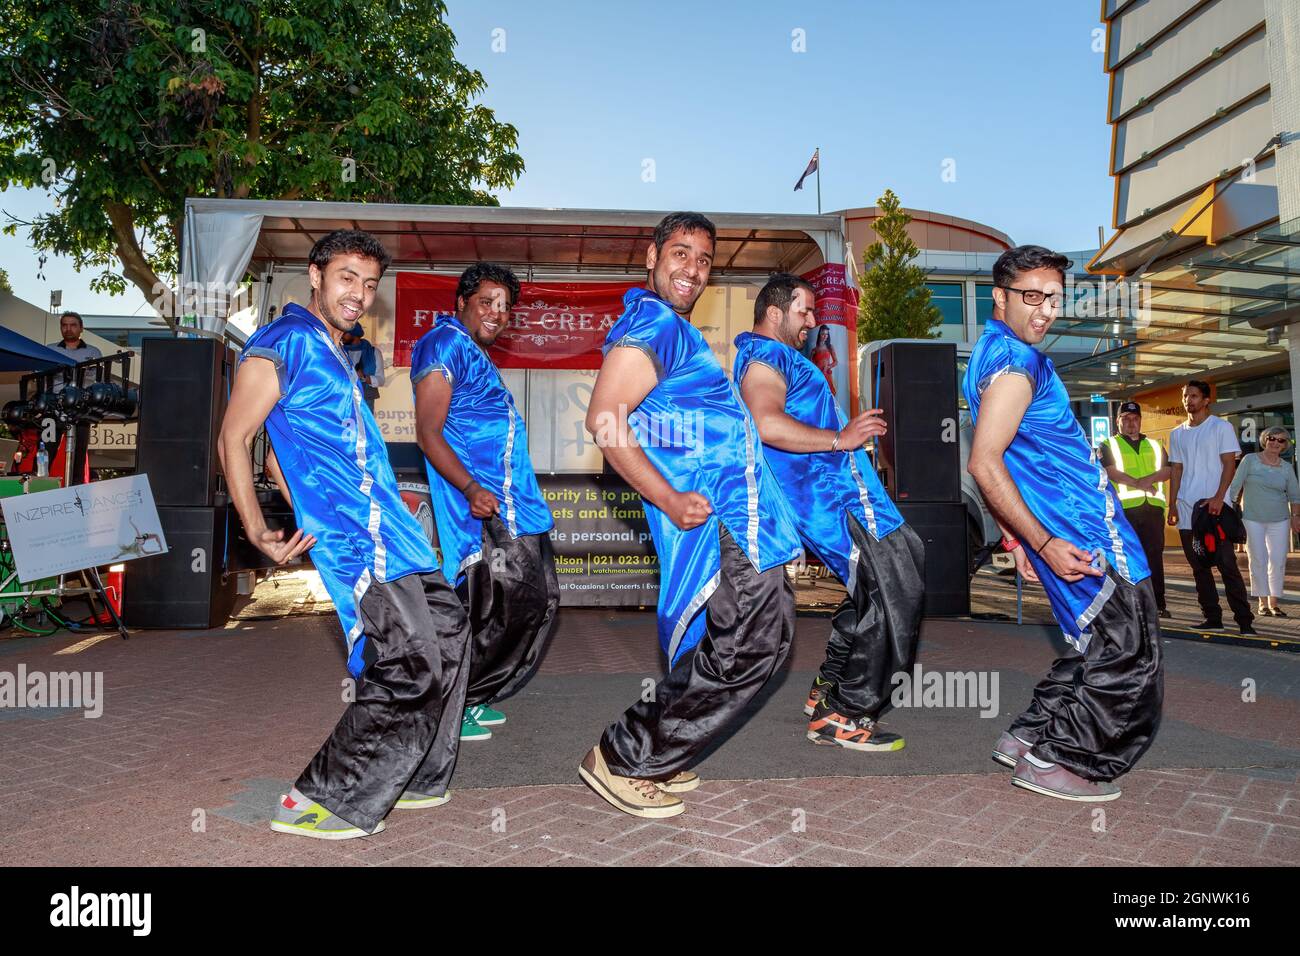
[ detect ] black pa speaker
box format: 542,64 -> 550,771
899,501 -> 970,617
136,338 -> 235,507
123,506 -> 237,629
872,342 -> 960,502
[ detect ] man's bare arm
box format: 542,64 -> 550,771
585,346 -> 711,531
739,363 -> 886,452
218,358 -> 315,564
413,372 -> 499,518
1167,461 -> 1183,526
967,374 -> 1100,582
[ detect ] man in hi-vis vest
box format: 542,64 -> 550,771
1100,401 -> 1172,618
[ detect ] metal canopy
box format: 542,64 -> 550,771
183,198 -> 843,279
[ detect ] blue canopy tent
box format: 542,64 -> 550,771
0,326 -> 76,372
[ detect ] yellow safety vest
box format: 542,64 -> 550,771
1107,435 -> 1167,509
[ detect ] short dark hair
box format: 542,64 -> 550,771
1186,379 -> 1212,399
754,272 -> 815,326
58,311 -> 83,327
653,212 -> 716,255
308,229 -> 392,275
456,262 -> 520,310
992,244 -> 1072,289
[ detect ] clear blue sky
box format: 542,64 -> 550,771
0,0 -> 1112,317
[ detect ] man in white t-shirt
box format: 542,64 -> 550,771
1167,380 -> 1255,634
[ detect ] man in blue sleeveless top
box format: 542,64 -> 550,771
579,213 -> 804,818
735,273 -> 924,752
965,245 -> 1163,802
411,263 -> 559,743
220,230 -> 473,839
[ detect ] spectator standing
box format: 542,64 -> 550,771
1100,401 -> 1172,618
1168,380 -> 1255,634
1227,426 -> 1300,617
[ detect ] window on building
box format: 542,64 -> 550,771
925,281 -> 965,343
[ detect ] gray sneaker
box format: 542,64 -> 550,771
269,794 -> 385,839
1011,758 -> 1121,802
394,789 -> 452,810
992,731 -> 1033,769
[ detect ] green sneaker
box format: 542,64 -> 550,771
460,710 -> 492,741
269,793 -> 383,840
394,789 -> 452,810
466,703 -> 506,727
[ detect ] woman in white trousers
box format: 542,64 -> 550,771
1227,426 -> 1300,616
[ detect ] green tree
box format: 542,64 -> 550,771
856,189 -> 941,343
0,267 -> 10,293
0,1 -> 524,324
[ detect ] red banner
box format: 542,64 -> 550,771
394,273 -> 630,369
800,263 -> 858,330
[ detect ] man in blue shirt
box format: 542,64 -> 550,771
411,263 -> 559,742
220,229 -> 473,839
965,245 -> 1163,803
578,213 -> 804,819
736,273 -> 924,752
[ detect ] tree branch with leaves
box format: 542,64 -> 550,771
0,0 -> 525,326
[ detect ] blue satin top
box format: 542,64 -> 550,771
410,316 -> 554,586
604,288 -> 803,665
733,332 -> 903,589
242,303 -> 438,677
963,318 -> 1149,651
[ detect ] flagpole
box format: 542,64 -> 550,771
816,147 -> 821,215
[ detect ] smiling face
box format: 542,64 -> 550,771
457,280 -> 512,347
309,254 -> 382,337
992,266 -> 1064,345
646,227 -> 713,315
769,287 -> 816,349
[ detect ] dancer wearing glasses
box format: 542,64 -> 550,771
965,245 -> 1162,802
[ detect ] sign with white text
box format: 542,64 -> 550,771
0,474 -> 167,583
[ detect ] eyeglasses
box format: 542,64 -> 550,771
1000,286 -> 1063,308
1266,436 -> 1287,444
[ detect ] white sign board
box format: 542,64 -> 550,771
0,474 -> 168,583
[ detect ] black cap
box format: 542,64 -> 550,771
1118,401 -> 1141,415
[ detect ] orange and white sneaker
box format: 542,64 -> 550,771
804,675 -> 834,717
806,699 -> 905,752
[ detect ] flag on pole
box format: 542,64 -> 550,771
793,149 -> 819,191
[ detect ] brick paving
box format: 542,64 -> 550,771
0,590 -> 1297,867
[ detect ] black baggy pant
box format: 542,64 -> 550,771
600,525 -> 796,780
819,517 -> 925,718
1010,575 -> 1164,782
1124,503 -> 1167,611
1178,528 -> 1254,627
295,571 -> 473,832
460,515 -> 561,706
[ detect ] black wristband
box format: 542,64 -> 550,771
460,477 -> 480,495
1039,534 -> 1055,552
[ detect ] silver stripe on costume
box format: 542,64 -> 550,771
846,453 -> 879,538
845,541 -> 862,597
1095,458 -> 1130,580
667,569 -> 721,663
503,404 -> 519,536
1071,573 -> 1116,655
313,326 -> 387,582
346,566 -> 374,651
740,411 -> 761,565
458,548 -> 484,577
